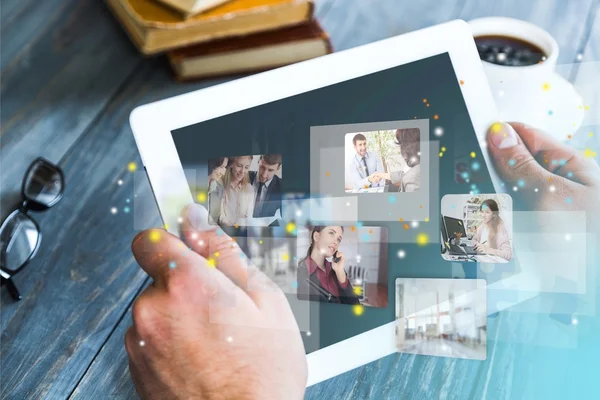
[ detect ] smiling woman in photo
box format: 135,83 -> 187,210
296,226 -> 359,305
472,199 -> 512,261
208,156 -> 255,226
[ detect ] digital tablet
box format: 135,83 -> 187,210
130,19 -> 514,386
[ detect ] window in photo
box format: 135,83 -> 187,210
440,194 -> 513,263
207,154 -> 283,227
344,128 -> 421,193
296,225 -> 388,308
395,278 -> 487,360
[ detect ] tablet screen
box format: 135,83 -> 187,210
170,53 -> 514,354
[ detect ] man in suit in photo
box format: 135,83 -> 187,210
249,154 -> 283,218
346,133 -> 385,190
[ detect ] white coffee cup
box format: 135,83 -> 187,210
468,17 -> 583,140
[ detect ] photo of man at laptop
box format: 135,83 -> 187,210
440,194 -> 513,263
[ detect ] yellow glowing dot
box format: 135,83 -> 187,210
434,114 -> 439,120
589,132 -> 594,137
369,229 -> 373,234
352,304 -> 364,316
234,224 -> 239,228
128,162 -> 137,172
325,171 -> 331,177
416,233 -> 429,246
419,205 -> 423,209
353,286 -> 363,295
399,218 -> 404,222
459,80 -> 464,85
441,146 -> 446,152
423,98 -> 427,103
259,240 -> 263,244
404,224 -> 409,230
578,105 -> 583,109
425,217 -> 430,222
470,152 -> 476,158
364,184 -> 369,189
214,251 -> 220,257
583,148 -> 597,158
196,192 -> 207,203
207,258 -> 216,268
164,224 -> 169,230
351,226 -> 356,231
282,253 -> 290,261
286,222 -> 296,234
148,230 -> 161,243
491,122 -> 503,133
542,82 -> 550,91
584,105 -> 589,110
439,152 -> 444,157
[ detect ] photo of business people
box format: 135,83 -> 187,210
208,154 -> 283,227
296,225 -> 388,307
440,194 -> 513,263
395,278 -> 487,360
344,128 -> 421,193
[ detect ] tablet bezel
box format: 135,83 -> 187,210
130,19 -> 501,386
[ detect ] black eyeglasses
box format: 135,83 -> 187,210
0,157 -> 65,301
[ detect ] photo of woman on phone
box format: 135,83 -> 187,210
296,226 -> 360,305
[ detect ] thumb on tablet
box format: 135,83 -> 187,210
179,203 -> 251,291
486,122 -> 553,187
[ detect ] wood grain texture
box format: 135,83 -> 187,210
0,0 -> 142,222
1,0 -> 596,398
69,280 -> 152,399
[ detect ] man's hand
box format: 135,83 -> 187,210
125,204 -> 307,400
367,173 -> 382,183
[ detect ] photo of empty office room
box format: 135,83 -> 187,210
395,278 -> 487,360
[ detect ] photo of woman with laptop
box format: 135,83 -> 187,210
296,225 -> 389,307
208,154 -> 284,227
440,194 -> 513,263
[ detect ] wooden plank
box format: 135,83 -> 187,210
319,0 -> 464,52
69,280 -> 152,399
0,0 -> 142,222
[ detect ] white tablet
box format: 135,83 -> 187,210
130,19 -> 506,386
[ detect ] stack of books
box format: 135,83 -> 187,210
106,0 -> 332,80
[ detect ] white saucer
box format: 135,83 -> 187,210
489,71 -> 584,141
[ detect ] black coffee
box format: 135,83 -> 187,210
475,35 -> 546,66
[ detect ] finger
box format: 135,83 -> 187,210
180,204 -> 286,312
132,228 -> 244,305
486,122 -> 576,204
131,229 -> 210,290
508,122 -> 600,186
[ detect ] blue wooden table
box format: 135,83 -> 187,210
1,0 -> 599,398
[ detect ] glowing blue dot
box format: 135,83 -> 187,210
565,197 -> 573,204
517,179 -> 525,187
548,110 -> 553,115
126,198 -> 131,203
471,161 -> 481,171
451,204 -> 456,209
461,171 -> 470,179
552,160 -> 558,166
388,195 -> 397,204
471,184 -> 477,189
169,261 -> 176,269
559,159 -> 567,166
508,159 -> 516,167
291,281 -> 298,289
356,221 -> 364,228
124,206 -> 130,213
388,212 -> 392,216
361,234 -> 370,241
567,172 -> 573,178
473,189 -> 480,194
